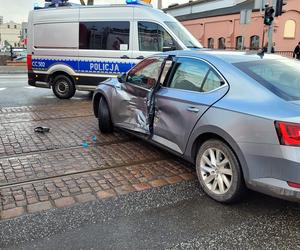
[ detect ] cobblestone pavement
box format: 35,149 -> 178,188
0,101 -> 196,220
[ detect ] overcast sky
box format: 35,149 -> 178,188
0,0 -> 187,23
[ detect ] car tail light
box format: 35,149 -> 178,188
288,182 -> 300,189
275,121 -> 300,146
27,54 -> 32,70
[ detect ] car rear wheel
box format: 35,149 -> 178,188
98,97 -> 113,133
196,139 -> 245,203
52,75 -> 76,99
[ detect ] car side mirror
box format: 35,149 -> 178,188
117,73 -> 127,83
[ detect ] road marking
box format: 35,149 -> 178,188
0,88 -> 6,91
25,86 -> 36,89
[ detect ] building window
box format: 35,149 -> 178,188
7,25 -> 10,29
14,25 -> 17,29
79,21 -> 130,50
236,36 -> 244,50
250,35 -> 260,50
218,37 -> 226,49
208,38 -> 214,48
284,20 -> 296,38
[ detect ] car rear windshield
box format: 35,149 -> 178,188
234,59 -> 300,101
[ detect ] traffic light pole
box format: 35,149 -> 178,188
267,0 -> 277,53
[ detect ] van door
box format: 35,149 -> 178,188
78,7 -> 135,86
132,20 -> 181,61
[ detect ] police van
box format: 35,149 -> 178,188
27,0 -> 203,99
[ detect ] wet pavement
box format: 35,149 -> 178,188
1,74 -> 300,249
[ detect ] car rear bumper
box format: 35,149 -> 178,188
248,178 -> 300,202
239,142 -> 300,201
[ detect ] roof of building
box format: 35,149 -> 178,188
166,0 -> 218,10
165,0 -> 257,21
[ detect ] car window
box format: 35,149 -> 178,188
202,70 -> 224,92
127,57 -> 164,89
169,58 -> 210,92
234,59 -> 300,101
138,22 -> 177,52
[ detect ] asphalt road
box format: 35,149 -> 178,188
0,74 -> 91,107
2,182 -> 300,250
1,74 -> 300,250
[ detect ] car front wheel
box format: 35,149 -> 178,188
98,97 -> 113,133
196,139 -> 246,203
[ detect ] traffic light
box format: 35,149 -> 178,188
275,0 -> 287,17
264,6 -> 274,25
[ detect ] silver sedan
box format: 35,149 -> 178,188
93,50 -> 300,203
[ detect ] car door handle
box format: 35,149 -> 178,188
187,107 -> 200,113
121,55 -> 130,59
136,56 -> 144,60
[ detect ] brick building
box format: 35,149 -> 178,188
165,0 -> 300,52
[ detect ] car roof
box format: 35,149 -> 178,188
170,50 -> 285,64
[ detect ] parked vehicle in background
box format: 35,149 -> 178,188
27,1 -> 202,99
93,50 -> 300,203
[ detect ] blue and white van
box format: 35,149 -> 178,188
27,0 -> 202,99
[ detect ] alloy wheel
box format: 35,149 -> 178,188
199,147 -> 233,195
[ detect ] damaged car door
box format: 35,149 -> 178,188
152,57 -> 229,154
112,57 -> 164,134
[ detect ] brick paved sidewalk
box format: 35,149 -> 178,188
0,141 -> 163,186
0,159 -> 195,220
0,102 -> 197,220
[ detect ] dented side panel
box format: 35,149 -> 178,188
153,86 -> 228,154
112,82 -> 150,134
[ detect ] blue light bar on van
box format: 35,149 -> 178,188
126,0 -> 141,5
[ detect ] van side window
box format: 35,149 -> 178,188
79,21 -> 130,50
138,22 -> 176,52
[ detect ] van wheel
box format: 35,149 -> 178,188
196,139 -> 246,203
52,75 -> 76,99
98,97 -> 113,133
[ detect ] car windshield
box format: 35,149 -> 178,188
234,59 -> 300,101
165,21 -> 203,49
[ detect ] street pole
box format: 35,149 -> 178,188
157,0 -> 162,9
267,0 -> 276,53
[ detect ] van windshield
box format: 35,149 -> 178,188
165,21 -> 203,49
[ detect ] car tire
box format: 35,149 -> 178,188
196,139 -> 246,203
98,97 -> 113,133
52,75 -> 76,99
